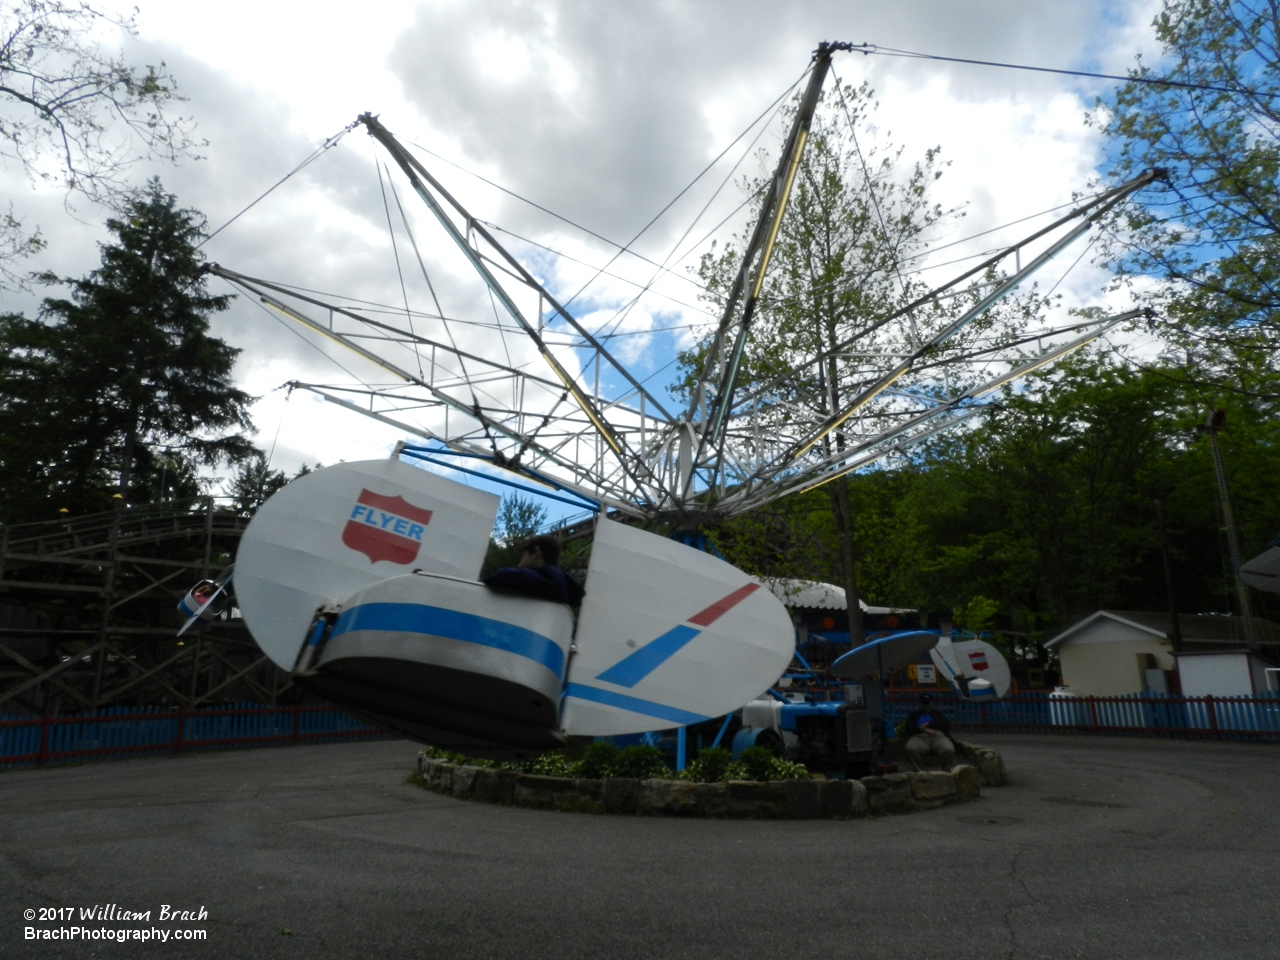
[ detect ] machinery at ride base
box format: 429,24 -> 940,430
731,580 -> 1011,777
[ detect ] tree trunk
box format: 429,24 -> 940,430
820,298 -> 863,647
117,407 -> 139,501
828,478 -> 864,646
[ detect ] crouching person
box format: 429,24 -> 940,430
904,692 -> 956,771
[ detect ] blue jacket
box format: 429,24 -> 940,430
484,565 -> 585,607
904,707 -> 951,738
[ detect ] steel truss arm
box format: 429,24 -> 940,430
209,265 -> 568,396
294,384 -> 649,518
358,115 -> 673,504
779,172 -> 1163,463
742,408 -> 986,512
198,44 -> 1165,527
667,52 -> 1162,517
683,171 -> 1163,512
360,115 -> 675,421
732,170 -> 1165,420
210,265 -> 658,506
717,308 -> 1142,512
695,41 -> 855,455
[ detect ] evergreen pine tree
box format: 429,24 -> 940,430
0,179 -> 254,522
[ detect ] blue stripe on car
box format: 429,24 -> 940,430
562,682 -> 709,725
332,602 -> 565,677
594,624 -> 701,688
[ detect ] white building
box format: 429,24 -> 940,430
1174,650 -> 1279,698
1045,610 -> 1280,697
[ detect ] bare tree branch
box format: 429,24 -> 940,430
0,0 -> 203,285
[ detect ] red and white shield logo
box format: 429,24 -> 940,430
342,489 -> 433,565
968,649 -> 989,672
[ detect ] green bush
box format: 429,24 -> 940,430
679,746 -> 734,783
419,745 -> 523,772
769,758 -> 811,781
734,746 -> 778,782
728,746 -> 809,782
573,741 -> 620,780
608,744 -> 672,780
529,751 -> 575,778
423,740 -> 809,783
420,744 -> 493,767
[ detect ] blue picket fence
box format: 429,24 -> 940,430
0,702 -> 391,769
9,691 -> 1278,770
884,690 -> 1280,742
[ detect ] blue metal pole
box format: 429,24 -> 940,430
676,726 -> 687,771
710,713 -> 733,749
397,449 -> 600,511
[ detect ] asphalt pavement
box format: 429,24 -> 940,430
2,732 -> 1278,960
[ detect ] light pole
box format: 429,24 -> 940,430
1154,497 -> 1183,652
1204,409 -> 1256,645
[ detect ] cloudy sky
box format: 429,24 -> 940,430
1,0 -> 1166,491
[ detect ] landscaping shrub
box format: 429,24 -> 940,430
420,741 -> 808,783
679,746 -> 734,783
418,744 -> 523,772
573,741 -> 620,780
529,751 -> 575,777
608,744 -> 671,779
420,744 -> 489,766
729,746 -> 809,782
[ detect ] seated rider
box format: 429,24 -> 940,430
483,535 -> 584,607
903,692 -> 957,771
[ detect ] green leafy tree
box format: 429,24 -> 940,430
0,180 -> 254,522
901,357 -> 1280,629
953,595 -> 1000,634
482,493 -> 548,575
228,452 -> 288,515
0,1 -> 201,286
228,456 -> 318,515
494,493 -> 547,546
714,353 -> 1280,646
690,84 -> 962,644
1095,0 -> 1280,400
709,470 -> 926,613
709,488 -> 841,582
